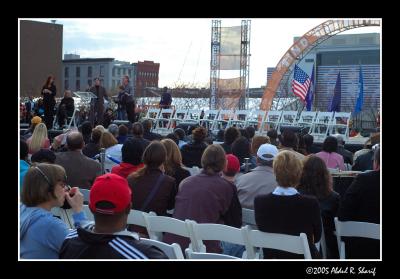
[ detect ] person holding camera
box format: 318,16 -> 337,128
20,163 -> 87,259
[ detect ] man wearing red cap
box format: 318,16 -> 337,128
59,173 -> 167,259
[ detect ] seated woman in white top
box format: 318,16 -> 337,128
100,131 -> 122,172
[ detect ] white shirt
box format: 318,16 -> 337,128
272,186 -> 299,196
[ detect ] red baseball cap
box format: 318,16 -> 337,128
223,154 -> 241,176
89,173 -> 132,215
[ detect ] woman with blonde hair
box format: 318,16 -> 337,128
161,138 -> 190,188
100,131 -> 122,172
26,123 -> 50,155
254,150 -> 322,259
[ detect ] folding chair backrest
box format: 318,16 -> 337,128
243,226 -> 312,259
140,238 -> 184,259
185,248 -> 240,259
331,112 -> 351,139
174,109 -> 188,121
187,220 -> 248,255
128,210 -> 157,228
242,208 -> 256,229
298,111 -> 317,125
280,111 -> 298,125
334,217 -> 380,259
144,108 -> 161,120
186,109 -> 202,121
143,215 -> 192,244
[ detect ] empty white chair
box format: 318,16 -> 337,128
154,108 -> 175,135
279,111 -> 299,128
170,109 -> 188,129
186,220 -> 250,258
128,210 -> 157,228
246,110 -> 267,134
297,111 -> 317,134
310,111 -> 334,143
242,208 -> 257,229
334,217 -> 380,259
143,108 -> 161,124
330,112 -> 351,140
262,110 -> 283,134
243,225 -> 312,259
185,247 -> 240,259
230,110 -> 250,129
140,238 -> 184,259
199,109 -> 219,131
185,109 -> 203,125
211,110 -> 234,134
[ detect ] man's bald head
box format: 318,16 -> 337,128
66,132 -> 84,151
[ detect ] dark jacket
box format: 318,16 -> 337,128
220,142 -> 233,154
41,84 -> 56,105
143,131 -> 162,142
299,190 -> 340,259
166,166 -> 190,189
82,143 -> 101,159
59,97 -> 75,117
59,224 -> 168,259
163,171 -> 242,253
127,169 -> 177,215
132,136 -> 151,151
55,150 -> 102,189
352,150 -> 374,171
181,141 -> 208,168
254,193 -> 322,259
338,170 -> 380,259
337,145 -> 353,165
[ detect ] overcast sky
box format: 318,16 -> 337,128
26,18 -> 380,88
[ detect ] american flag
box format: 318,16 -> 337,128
291,64 -> 311,102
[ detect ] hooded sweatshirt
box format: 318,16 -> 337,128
20,204 -> 86,259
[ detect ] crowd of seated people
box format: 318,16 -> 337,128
19,117 -> 381,259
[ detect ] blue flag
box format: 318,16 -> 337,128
354,65 -> 364,114
305,65 -> 315,111
328,71 -> 341,112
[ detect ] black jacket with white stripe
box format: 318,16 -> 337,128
59,224 -> 168,259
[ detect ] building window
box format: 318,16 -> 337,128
76,80 -> 80,91
76,67 -> 80,78
118,68 -> 121,76
112,67 -> 116,77
88,79 -> 92,87
65,67 -> 69,78
128,69 -> 132,77
123,68 -> 126,75
88,66 -> 92,78
100,65 -> 105,77
64,80 -> 69,90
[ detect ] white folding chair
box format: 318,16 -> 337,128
170,109 -> 188,129
185,109 -> 203,125
242,208 -> 257,229
315,218 -> 327,259
154,108 -> 175,135
140,238 -> 184,259
334,217 -> 380,259
185,247 -> 240,260
262,110 -> 283,134
230,110 -> 250,129
243,225 -> 312,259
199,109 -> 219,131
279,111 -> 299,129
310,111 -> 334,143
211,110 -> 234,134
330,112 -> 351,140
246,110 -> 267,135
128,210 -> 157,228
186,220 -> 250,258
297,111 -> 317,134
143,215 -> 196,250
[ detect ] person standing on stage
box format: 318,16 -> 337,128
121,75 -> 135,123
41,75 -> 57,130
89,77 -> 109,126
